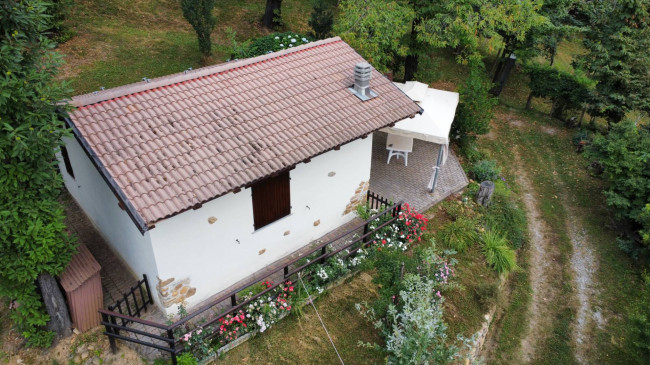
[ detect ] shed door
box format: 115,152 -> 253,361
251,171 -> 291,230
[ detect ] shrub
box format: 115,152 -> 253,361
436,217 -> 478,252
308,0 -> 334,39
483,181 -> 527,249
470,159 -> 501,182
357,274 -> 467,363
232,32 -> 312,59
586,120 -> 650,251
177,352 -> 198,365
481,230 -> 518,274
180,0 -> 217,56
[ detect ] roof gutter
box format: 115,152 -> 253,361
59,111 -> 150,235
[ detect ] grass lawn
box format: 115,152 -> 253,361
57,0 -> 312,95
218,273 -> 385,364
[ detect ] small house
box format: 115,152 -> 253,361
57,37 -> 422,314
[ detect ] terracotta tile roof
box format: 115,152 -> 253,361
66,37 -> 422,229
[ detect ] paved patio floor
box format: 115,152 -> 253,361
370,132 -> 469,212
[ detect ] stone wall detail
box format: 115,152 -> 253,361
156,276 -> 196,308
342,180 -> 369,216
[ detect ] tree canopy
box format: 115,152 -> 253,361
0,0 -> 75,346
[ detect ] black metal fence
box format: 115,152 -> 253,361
106,274 -> 154,326
99,192 -> 401,365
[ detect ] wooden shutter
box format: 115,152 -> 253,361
252,171 -> 291,230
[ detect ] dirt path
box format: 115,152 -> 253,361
515,152 -> 564,363
560,192 -> 603,364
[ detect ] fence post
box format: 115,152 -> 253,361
320,246 -> 327,264
101,312 -> 117,353
143,274 -> 154,305
167,328 -> 177,365
284,266 -> 289,278
231,294 -> 237,307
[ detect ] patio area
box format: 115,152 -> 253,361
369,131 -> 469,212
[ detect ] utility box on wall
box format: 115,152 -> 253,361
60,244 -> 103,332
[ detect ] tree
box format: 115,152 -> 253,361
336,0 -> 414,74
308,0 -> 334,40
586,119 -> 650,249
181,0 -> 217,56
523,63 -> 594,123
0,0 -> 76,346
574,0 -> 650,125
451,60 -> 497,154
263,0 -> 283,29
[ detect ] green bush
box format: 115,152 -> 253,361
481,230 -> 518,274
308,0 -> 334,39
470,159 -> 501,182
181,0 -> 217,56
436,217 -> 478,252
177,352 -> 198,365
232,32 -> 313,59
586,120 -> 650,251
483,181 -> 527,249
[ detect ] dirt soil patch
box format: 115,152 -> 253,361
4,327 -> 143,365
514,150 -> 564,363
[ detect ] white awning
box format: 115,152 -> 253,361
381,81 -> 459,146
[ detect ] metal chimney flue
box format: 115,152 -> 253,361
349,62 -> 378,101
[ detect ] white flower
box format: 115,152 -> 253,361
289,44 -> 293,47
279,44 -> 284,47
275,36 -> 279,39
291,38 -> 296,43
302,37 -> 308,42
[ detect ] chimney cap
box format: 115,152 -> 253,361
349,63 -> 377,101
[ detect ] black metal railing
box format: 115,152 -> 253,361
99,192 -> 401,365
106,274 -> 154,326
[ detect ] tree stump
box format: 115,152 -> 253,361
37,273 -> 72,339
476,181 -> 495,207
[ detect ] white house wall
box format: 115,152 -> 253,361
149,136 -> 373,313
57,137 -> 161,306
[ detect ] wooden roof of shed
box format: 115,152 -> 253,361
60,245 -> 101,292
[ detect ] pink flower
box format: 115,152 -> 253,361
436,291 -> 442,298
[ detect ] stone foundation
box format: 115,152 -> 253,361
156,276 -> 196,308
342,180 -> 369,216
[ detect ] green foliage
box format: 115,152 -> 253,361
308,0 -> 333,40
336,0 -> 414,73
641,204 -> 650,246
524,63 -> 594,120
482,182 -> 527,250
474,282 -> 499,311
436,217 -> 478,252
418,0 -> 546,63
575,0 -> 650,124
177,352 -> 198,365
231,32 -> 312,59
481,230 -> 518,274
452,61 -> 497,153
628,272 -> 650,361
45,0 -> 74,43
586,119 -> 650,249
469,159 -> 501,182
0,0 -> 75,347
180,0 -> 217,56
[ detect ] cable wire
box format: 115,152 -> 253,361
298,273 -> 345,365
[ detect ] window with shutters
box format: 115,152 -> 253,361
251,171 -> 291,230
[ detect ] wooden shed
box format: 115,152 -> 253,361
60,244 -> 103,332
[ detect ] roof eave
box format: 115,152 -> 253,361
59,111 -> 150,235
